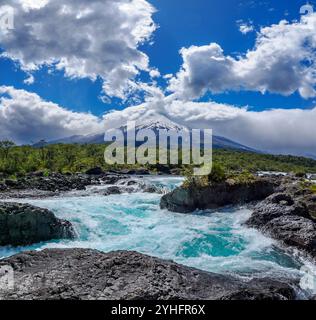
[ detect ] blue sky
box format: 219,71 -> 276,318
1,0 -> 315,115
0,0 -> 316,156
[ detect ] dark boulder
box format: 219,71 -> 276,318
0,249 -> 297,300
119,168 -> 150,175
4,179 -> 19,188
0,202 -> 75,246
154,164 -> 171,175
103,186 -> 122,195
126,180 -> 139,186
85,167 -> 104,175
0,183 -> 7,191
142,185 -> 161,193
101,174 -> 123,185
134,168 -> 150,175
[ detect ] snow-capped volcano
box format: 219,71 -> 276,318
34,116 -> 257,153
133,115 -> 188,133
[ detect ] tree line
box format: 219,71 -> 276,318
1,140 -> 316,178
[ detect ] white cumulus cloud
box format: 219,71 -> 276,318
168,14 -> 316,100
0,0 -> 157,100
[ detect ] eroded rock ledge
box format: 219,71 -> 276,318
160,177 -> 276,213
0,202 -> 75,246
246,179 -> 316,258
0,249 -> 297,300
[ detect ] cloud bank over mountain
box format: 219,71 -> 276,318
1,85 -> 315,157
0,86 -> 103,144
103,97 -> 316,157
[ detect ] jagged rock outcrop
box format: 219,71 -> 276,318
263,216 -> 316,256
246,181 -> 316,258
0,249 -> 297,300
246,193 -> 310,227
0,202 -> 75,246
160,178 -> 276,213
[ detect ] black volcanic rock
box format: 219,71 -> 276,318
246,193 -> 309,227
103,181 -> 161,196
160,178 -> 276,213
153,164 -> 171,175
0,202 -> 75,246
119,168 -> 150,175
0,249 -> 297,300
100,174 -> 125,185
85,167 -> 104,175
103,186 -> 122,195
246,179 -> 316,258
1,173 -> 98,193
262,216 -> 316,257
0,182 -> 7,191
4,179 -> 19,188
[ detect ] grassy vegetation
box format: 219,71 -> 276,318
1,140 -> 316,179
301,180 -> 316,194
212,149 -> 316,173
310,185 -> 316,194
183,164 -> 257,188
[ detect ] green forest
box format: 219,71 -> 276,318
1,140 -> 316,178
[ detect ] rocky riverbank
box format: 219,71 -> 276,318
0,172 -> 161,199
0,249 -> 298,300
246,177 -> 316,258
0,166 -> 181,191
0,202 -> 75,246
0,173 -> 100,198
